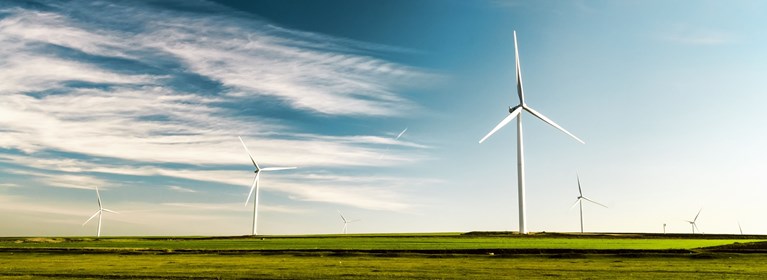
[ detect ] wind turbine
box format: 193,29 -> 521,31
239,136 -> 296,235
570,175 -> 607,233
82,186 -> 118,237
685,208 -> 702,234
478,31 -> 585,234
338,210 -> 360,234
738,221 -> 743,235
663,223 -> 667,234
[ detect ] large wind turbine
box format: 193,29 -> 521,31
478,31 -> 585,234
337,210 -> 360,234
239,136 -> 296,235
82,186 -> 118,237
571,175 -> 607,233
685,208 -> 702,234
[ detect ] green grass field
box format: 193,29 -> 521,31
0,233 -> 759,251
0,233 -> 766,279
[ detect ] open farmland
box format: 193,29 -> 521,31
1,232 -> 766,279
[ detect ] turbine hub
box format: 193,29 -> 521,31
509,106 -> 514,113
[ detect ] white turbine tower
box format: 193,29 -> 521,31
478,31 -> 585,234
570,175 -> 607,233
82,186 -> 118,237
685,208 -> 702,234
338,210 -> 360,234
239,136 -> 296,235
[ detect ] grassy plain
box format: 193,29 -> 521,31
0,233 -> 760,251
2,252 -> 767,279
0,233 -> 765,279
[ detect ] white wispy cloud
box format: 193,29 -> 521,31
162,202 -> 309,214
0,0 -> 436,217
5,168 -> 106,190
1,153 -> 432,211
167,185 -> 198,193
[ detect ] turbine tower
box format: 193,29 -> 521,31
239,136 -> 296,235
337,210 -> 360,234
479,31 -> 584,234
82,186 -> 118,237
570,175 -> 607,233
685,208 -> 702,234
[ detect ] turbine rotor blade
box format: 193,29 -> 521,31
83,211 -> 100,226
693,208 -> 702,222
244,173 -> 259,206
96,187 -> 102,209
513,30 -> 525,105
337,210 -> 347,223
396,127 -> 408,140
260,167 -> 297,171
576,174 -> 583,196
582,197 -> 608,208
523,106 -> 585,144
570,198 -> 582,209
478,105 -> 522,144
238,136 -> 260,169
102,209 -> 119,214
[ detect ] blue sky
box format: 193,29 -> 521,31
1,0 -> 766,236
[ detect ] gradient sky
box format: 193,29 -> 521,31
2,0 -> 766,236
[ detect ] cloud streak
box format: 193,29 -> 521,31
0,0 -> 436,219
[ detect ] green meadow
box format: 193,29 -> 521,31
0,233 -> 765,279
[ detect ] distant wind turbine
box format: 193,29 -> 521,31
337,210 -> 360,234
478,31 -> 585,234
570,175 -> 607,233
738,221 -> 743,235
685,208 -> 702,234
663,223 -> 667,234
82,186 -> 118,237
239,136 -> 296,235
379,127 -> 408,159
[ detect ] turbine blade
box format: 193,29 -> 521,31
582,197 -> 608,208
738,221 -> 743,235
337,210 -> 347,223
350,219 -> 361,223
238,136 -> 260,169
244,173 -> 259,206
576,174 -> 583,196
83,211 -> 100,226
478,105 -> 522,144
102,209 -> 119,214
513,30 -> 525,105
95,186 -> 102,209
570,198 -> 581,209
523,106 -> 585,144
694,223 -> 701,233
693,208 -> 702,222
396,127 -> 408,140
260,167 -> 297,171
